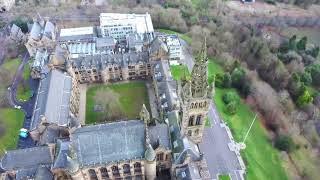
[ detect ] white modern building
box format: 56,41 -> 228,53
166,35 -> 182,64
99,13 -> 155,41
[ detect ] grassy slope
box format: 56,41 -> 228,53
157,28 -> 192,44
218,174 -> 231,180
86,82 -> 150,124
17,63 -> 31,101
0,109 -> 24,155
170,65 -> 190,80
214,88 -> 287,180
0,59 -> 25,155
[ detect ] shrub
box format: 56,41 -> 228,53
222,73 -> 232,88
226,101 -> 237,115
222,91 -> 240,105
274,135 -> 295,153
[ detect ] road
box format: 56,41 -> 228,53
199,103 -> 245,180
7,52 -> 39,149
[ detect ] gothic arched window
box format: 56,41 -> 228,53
188,116 -> 194,126
134,162 -> 142,174
100,167 -> 109,179
188,130 -> 192,136
195,129 -> 199,136
111,166 -> 120,177
196,115 -> 202,125
123,164 -> 131,175
88,169 -> 98,180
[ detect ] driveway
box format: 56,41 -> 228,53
199,103 -> 245,180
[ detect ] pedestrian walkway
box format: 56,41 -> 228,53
79,84 -> 87,125
146,82 -> 159,119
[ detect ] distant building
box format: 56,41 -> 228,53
10,24 -> 26,43
100,13 -> 155,41
25,18 -> 57,56
69,51 -> 151,83
165,35 -> 182,64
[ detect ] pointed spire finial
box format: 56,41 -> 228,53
140,104 -> 150,125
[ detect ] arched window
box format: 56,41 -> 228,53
188,130 -> 192,136
199,102 -> 203,108
188,116 -> 194,126
203,101 -> 207,108
194,102 -> 198,109
191,103 -> 194,109
100,167 -> 109,179
196,115 -> 202,125
195,129 -> 199,136
134,162 -> 142,174
88,169 -> 98,180
123,164 -> 131,175
111,166 -> 120,177
156,152 -> 164,161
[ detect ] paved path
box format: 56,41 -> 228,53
78,84 -> 87,125
6,52 -> 38,149
146,82 -> 159,120
199,103 -> 245,180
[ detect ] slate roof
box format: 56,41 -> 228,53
30,69 -> 73,130
30,22 -> 42,40
150,37 -> 168,54
71,120 -> 145,167
96,37 -> 116,48
53,139 -> 71,169
34,165 -> 53,180
148,123 -> 170,150
154,60 -> 179,111
0,146 -> 53,171
176,163 -> 201,180
70,51 -> 148,70
167,111 -> 201,164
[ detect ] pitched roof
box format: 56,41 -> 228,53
0,146 -> 53,171
71,120 -> 145,167
34,165 -> 53,180
30,69 -> 73,130
148,123 -> 170,150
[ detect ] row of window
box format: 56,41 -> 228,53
188,115 -> 202,126
188,129 -> 200,137
87,162 -> 142,180
190,101 -> 208,109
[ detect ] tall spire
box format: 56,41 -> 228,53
190,38 -> 209,98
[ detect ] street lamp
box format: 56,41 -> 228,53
238,113 -> 257,150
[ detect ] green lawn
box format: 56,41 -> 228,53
218,174 -> 231,180
2,58 -> 20,70
214,88 -> 288,180
86,82 -> 150,124
0,108 -> 24,155
157,28 -> 192,44
170,65 -> 190,80
16,63 -> 32,101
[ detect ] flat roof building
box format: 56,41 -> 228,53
100,13 -> 154,41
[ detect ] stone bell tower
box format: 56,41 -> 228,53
180,38 -> 212,144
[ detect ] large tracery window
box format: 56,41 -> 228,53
196,115 -> 202,125
188,116 -> 194,126
100,167 -> 109,179
134,162 -> 142,174
156,152 -> 164,161
123,164 -> 131,175
112,166 -> 120,177
88,169 -> 98,180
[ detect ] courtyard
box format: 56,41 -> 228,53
85,81 -> 150,124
